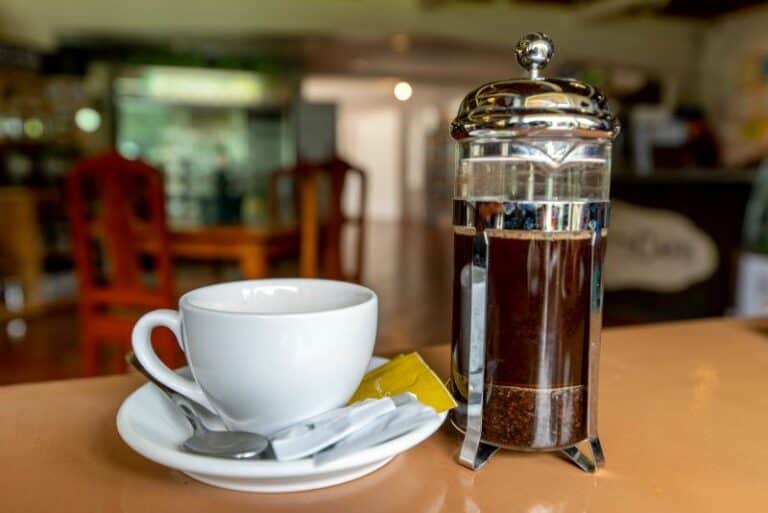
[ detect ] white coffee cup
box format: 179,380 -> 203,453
131,279 -> 377,435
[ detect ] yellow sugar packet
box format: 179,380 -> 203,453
348,352 -> 457,413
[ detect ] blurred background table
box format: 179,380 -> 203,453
169,224 -> 299,279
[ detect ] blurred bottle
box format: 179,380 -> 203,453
743,160 -> 768,253
737,160 -> 768,315
213,144 -> 241,224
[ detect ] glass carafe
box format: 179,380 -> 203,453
448,33 -> 620,471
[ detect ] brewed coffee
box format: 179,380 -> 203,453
451,199 -> 608,450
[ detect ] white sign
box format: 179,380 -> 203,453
604,201 -> 718,293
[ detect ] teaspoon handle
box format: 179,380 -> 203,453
127,352 -> 206,433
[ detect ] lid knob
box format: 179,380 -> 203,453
515,32 -> 554,79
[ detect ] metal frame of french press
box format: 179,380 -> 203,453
456,214 -> 607,474
456,32 -> 611,473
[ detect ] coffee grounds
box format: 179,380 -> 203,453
482,384 -> 586,450
451,383 -> 587,450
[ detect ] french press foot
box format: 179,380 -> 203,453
458,440 -> 499,471
458,427 -> 605,474
561,437 -> 605,474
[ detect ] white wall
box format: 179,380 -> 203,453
304,76 -> 464,221
336,104 -> 402,221
404,105 -> 441,220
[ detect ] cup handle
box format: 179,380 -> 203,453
131,309 -> 214,411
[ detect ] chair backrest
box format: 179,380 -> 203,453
319,157 -> 366,283
66,150 -> 174,309
268,157 -> 367,282
267,162 -> 308,227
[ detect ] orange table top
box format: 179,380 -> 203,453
1,317 -> 767,512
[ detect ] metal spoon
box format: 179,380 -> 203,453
127,352 -> 269,459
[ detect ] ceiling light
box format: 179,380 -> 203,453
393,81 -> 413,102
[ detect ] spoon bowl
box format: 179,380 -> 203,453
127,353 -> 269,459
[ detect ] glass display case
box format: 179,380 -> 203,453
114,66 -> 296,227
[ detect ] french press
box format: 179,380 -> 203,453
449,33 -> 620,472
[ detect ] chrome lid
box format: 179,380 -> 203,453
450,33 -> 620,141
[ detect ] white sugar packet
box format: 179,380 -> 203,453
313,393 -> 440,466
270,397 -> 396,461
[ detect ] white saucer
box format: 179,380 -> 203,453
116,357 -> 447,493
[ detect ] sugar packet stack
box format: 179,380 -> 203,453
270,353 -> 457,465
313,393 -> 438,465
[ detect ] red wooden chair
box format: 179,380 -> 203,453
66,150 -> 181,375
318,157 -> 366,283
267,157 -> 367,282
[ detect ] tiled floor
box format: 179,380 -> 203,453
0,221 -> 454,385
